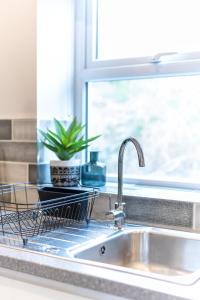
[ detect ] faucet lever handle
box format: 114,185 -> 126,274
121,202 -> 126,208
118,202 -> 126,215
114,202 -> 119,210
115,202 -> 126,211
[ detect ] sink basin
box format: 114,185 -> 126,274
71,227 -> 200,284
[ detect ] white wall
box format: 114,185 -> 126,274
0,0 -> 74,120
0,274 -> 94,300
37,0 -> 75,121
0,0 -> 36,119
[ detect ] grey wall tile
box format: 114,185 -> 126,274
92,193 -> 194,229
193,203 -> 200,229
28,164 -> 37,183
0,142 -> 37,163
0,120 -> 12,140
29,163 -> 50,184
12,188 -> 39,205
0,162 -> 28,183
2,187 -> 38,208
12,119 -> 36,141
125,196 -> 193,227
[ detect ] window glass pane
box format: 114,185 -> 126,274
88,76 -> 200,182
96,0 -> 200,60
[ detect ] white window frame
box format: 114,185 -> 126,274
74,0 -> 200,189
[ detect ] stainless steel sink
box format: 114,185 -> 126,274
71,227 -> 200,284
2,220 -> 200,285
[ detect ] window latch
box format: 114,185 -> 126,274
151,52 -> 178,63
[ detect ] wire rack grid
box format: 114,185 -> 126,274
0,183 -> 98,245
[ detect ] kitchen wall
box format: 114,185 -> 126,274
37,0 -> 75,121
0,0 -> 37,183
37,0 -> 75,182
0,0 -> 75,183
0,0 -> 36,119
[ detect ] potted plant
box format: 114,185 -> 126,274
39,117 -> 100,187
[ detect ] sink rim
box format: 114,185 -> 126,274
68,226 -> 200,286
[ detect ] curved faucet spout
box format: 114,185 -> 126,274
117,137 -> 145,205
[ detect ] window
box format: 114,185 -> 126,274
96,0 -> 200,61
75,0 -> 200,188
88,76 -> 200,185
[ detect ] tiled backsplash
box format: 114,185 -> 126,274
92,192 -> 200,231
0,120 -> 12,140
0,119 -> 37,183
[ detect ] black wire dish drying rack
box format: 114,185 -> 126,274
0,183 -> 98,245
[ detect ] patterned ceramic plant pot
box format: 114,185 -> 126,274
50,159 -> 80,187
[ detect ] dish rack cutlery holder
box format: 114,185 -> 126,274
0,183 -> 98,245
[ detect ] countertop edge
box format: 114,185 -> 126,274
0,243 -> 190,300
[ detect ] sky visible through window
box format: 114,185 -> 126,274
97,0 -> 200,60
88,76 -> 200,182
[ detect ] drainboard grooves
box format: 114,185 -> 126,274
32,235 -> 78,244
48,231 -> 93,240
60,226 -> 101,234
0,223 -> 115,257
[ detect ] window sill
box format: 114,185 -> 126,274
99,182 -> 200,203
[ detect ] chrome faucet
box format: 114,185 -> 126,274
106,196 -> 126,230
118,137 -> 145,205
106,137 -> 145,230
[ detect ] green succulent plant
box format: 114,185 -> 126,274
39,117 -> 100,161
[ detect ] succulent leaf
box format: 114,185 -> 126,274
39,117 -> 100,160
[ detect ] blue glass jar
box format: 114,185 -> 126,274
81,151 -> 106,187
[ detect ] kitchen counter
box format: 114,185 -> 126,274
0,222 -> 199,300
